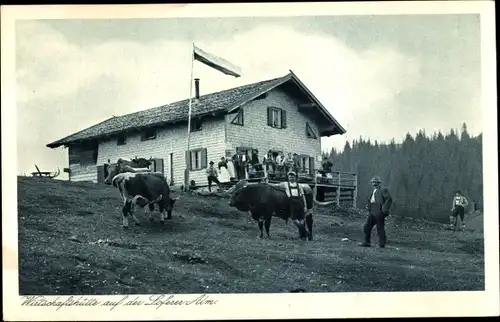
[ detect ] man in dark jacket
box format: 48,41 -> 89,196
360,176 -> 393,248
232,152 -> 243,180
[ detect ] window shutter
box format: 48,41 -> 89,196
201,148 -> 208,168
267,107 -> 273,126
280,109 -> 287,128
309,157 -> 315,175
185,151 -> 192,170
154,158 -> 164,174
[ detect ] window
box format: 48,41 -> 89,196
70,142 -> 98,166
141,128 -> 157,141
186,148 -> 207,170
267,106 -> 287,129
117,135 -> 126,146
306,122 -> 318,139
230,109 -> 244,126
80,148 -> 98,166
236,147 -> 253,156
300,155 -> 309,173
298,154 -> 316,175
190,119 -> 202,132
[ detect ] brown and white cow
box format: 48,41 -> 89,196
104,165 -> 177,228
104,158 -> 156,216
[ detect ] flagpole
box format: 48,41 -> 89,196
184,42 -> 195,190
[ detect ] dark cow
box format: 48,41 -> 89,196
228,182 -> 316,240
104,163 -> 177,228
130,156 -> 154,168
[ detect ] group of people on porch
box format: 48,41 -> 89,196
222,149 -> 335,181
205,149 -> 336,191
231,149 -> 336,180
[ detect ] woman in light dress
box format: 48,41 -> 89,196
217,157 -> 232,183
226,159 -> 236,181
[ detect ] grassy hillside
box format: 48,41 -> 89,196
17,177 -> 484,295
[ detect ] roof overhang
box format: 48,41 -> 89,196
46,110 -> 226,149
287,70 -> 346,135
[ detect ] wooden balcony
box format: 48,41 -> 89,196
241,168 -> 358,208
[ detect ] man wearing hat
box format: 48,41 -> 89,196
361,176 -> 393,248
206,161 -> 220,192
278,171 -> 308,236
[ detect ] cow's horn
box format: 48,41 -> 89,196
313,199 -> 337,207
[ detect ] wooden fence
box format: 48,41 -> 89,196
265,170 -> 358,208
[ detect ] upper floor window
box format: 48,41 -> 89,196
190,119 -> 202,132
267,106 -> 287,129
117,135 -> 127,146
141,128 -> 157,141
306,122 -> 318,139
231,109 -> 244,126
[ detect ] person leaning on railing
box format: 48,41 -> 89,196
276,152 -> 285,173
292,153 -> 300,175
264,150 -> 276,173
251,149 -> 264,173
320,157 -> 333,177
284,152 -> 294,174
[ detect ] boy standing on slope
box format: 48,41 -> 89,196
449,190 -> 468,231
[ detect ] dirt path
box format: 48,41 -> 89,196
17,177 -> 484,295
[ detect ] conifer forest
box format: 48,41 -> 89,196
325,123 -> 483,223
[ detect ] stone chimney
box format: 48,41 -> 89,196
194,78 -> 200,99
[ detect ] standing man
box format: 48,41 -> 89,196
360,176 -> 393,248
206,161 -> 221,192
278,171 -> 309,239
449,190 -> 468,231
276,152 -> 284,174
232,151 -> 245,180
284,152 -> 294,174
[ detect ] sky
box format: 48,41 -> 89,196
15,14 -> 482,177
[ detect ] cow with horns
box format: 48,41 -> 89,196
227,177 -> 335,241
104,158 -> 178,228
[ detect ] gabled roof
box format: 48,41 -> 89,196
47,71 -> 345,148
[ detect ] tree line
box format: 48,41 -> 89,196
325,123 -> 483,223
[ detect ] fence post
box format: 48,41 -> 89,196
353,173 -> 358,208
336,172 -> 341,206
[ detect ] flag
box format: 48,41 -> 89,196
193,45 -> 241,78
